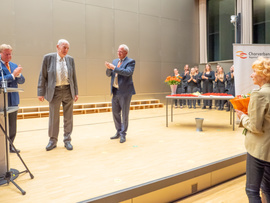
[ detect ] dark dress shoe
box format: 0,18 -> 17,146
110,134 -> 120,139
209,106 -> 212,109
120,136 -> 126,143
202,106 -> 206,109
46,141 -> 57,151
65,142 -> 73,150
10,146 -> 20,153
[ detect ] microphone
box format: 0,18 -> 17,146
0,54 -> 7,92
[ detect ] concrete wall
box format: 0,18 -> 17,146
0,0 -> 199,106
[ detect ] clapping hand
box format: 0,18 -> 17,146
13,65 -> 23,77
105,61 -> 115,70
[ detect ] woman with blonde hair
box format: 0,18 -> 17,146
236,57 -> 270,202
187,67 -> 198,108
215,66 -> 226,110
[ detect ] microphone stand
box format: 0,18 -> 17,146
0,62 -> 34,195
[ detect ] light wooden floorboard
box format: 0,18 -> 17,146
0,107 -> 246,203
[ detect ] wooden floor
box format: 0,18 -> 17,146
0,107 -> 247,203
176,175 -> 247,203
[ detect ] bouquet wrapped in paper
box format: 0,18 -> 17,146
230,94 -> 250,114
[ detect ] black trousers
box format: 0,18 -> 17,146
8,110 -> 18,145
246,153 -> 270,202
202,80 -> 213,107
216,85 -> 225,108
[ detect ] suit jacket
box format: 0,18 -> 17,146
196,72 -> 202,89
226,72 -> 235,96
0,61 -> 25,106
106,57 -> 136,96
240,83 -> 270,162
181,72 -> 188,88
202,71 -> 215,82
37,53 -> 78,102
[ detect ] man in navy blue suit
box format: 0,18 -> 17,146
105,44 -> 135,143
0,44 -> 25,153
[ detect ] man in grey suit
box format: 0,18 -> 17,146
105,44 -> 135,143
38,39 -> 78,151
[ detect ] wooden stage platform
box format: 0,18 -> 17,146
0,107 -> 247,203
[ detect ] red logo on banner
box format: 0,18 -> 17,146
236,51 -> 247,59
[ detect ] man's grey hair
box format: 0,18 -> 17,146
0,44 -> 12,53
57,39 -> 70,46
119,44 -> 129,53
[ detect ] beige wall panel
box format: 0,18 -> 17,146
139,15 -> 161,62
0,0 -> 199,104
140,61 -> 161,93
0,1 -> 15,44
12,55 -> 43,99
188,24 -> 200,65
114,10 -> 139,61
161,0 -> 182,20
178,0 -> 199,24
63,0 -> 85,3
138,0 -> 161,17
14,0 -> 53,56
85,0 -> 113,8
211,161 -> 246,186
114,0 -> 138,13
74,58 -> 87,96
133,173 -> 211,203
177,24 -> 198,65
132,61 -> 141,93
86,5 -> 114,60
86,59 -> 110,96
161,19 -> 181,63
52,0 -> 86,59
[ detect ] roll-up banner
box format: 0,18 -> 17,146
233,44 -> 270,96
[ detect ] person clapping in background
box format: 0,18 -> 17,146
201,64 -> 215,109
215,66 -> 226,110
187,67 -> 198,109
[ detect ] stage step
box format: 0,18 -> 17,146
17,99 -> 164,119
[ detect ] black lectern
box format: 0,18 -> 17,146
0,87 -> 34,195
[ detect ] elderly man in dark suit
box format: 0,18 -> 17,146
38,39 -> 78,151
105,44 -> 135,143
0,44 -> 25,153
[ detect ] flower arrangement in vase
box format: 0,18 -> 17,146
165,76 -> 182,95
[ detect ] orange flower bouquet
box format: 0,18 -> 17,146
164,76 -> 182,85
230,94 -> 251,114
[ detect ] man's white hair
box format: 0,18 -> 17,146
119,44 -> 129,53
57,39 -> 70,46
